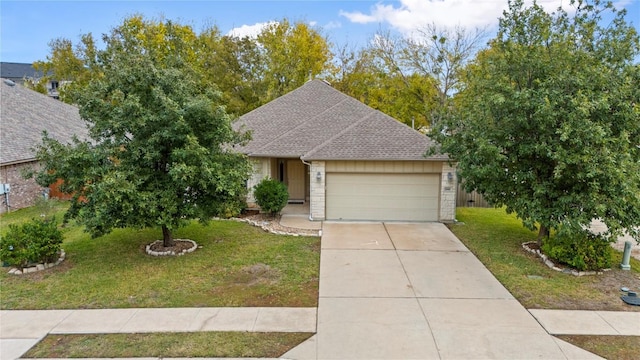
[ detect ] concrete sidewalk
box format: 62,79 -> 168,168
0,307 -> 316,360
530,309 -> 640,335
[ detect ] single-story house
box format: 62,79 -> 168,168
0,78 -> 88,213
234,79 -> 457,222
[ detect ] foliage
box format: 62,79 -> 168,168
542,225 -> 612,271
256,19 -> 333,102
332,25 -> 485,129
332,43 -> 437,129
431,0 -> 640,244
34,17 -> 252,247
32,16 -> 333,116
253,178 -> 289,216
0,218 -> 63,268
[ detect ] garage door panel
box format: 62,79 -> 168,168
326,173 -> 440,221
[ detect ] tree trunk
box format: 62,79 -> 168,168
537,225 -> 549,247
162,225 -> 174,247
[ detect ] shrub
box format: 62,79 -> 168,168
541,224 -> 612,271
0,218 -> 63,269
253,178 -> 289,216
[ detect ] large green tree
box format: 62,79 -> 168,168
35,19 -> 252,247
431,0 -> 640,244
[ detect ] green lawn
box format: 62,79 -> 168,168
0,200 -> 320,309
450,207 -> 640,311
24,332 -> 313,358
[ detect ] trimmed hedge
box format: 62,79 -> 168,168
542,225 -> 612,271
253,178 -> 289,215
0,218 -> 63,269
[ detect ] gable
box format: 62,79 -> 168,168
234,79 -> 446,161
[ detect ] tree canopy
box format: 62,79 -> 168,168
35,18 -> 252,246
431,0 -> 640,243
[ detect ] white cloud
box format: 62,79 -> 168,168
227,21 -> 277,39
324,20 -> 342,30
339,0 -> 582,34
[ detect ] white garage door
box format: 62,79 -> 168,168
326,173 -> 440,221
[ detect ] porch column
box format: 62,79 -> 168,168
310,161 -> 325,221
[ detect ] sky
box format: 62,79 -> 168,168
1,0 -> 639,64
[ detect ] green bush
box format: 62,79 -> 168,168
542,225 -> 612,271
0,218 -> 63,269
253,178 -> 289,216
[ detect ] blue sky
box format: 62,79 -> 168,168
1,0 -> 639,64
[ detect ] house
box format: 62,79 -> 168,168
0,79 -> 88,213
234,79 -> 457,222
0,62 -> 61,99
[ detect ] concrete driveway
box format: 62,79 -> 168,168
284,222 -> 603,360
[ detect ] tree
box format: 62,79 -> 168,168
331,43 -> 437,129
430,0 -> 640,245
333,25 -> 484,129
35,18 -> 252,247
256,19 -> 333,101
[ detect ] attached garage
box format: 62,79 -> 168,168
326,173 -> 440,221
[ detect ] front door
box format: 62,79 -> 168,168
286,160 -> 305,202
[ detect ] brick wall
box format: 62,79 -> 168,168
0,161 -> 47,213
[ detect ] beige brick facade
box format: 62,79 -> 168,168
246,158 -> 272,208
439,163 -> 457,222
310,161 -> 326,220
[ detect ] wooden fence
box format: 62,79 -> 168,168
456,182 -> 490,208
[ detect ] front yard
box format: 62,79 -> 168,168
0,201 -> 320,309
2,202 -> 638,358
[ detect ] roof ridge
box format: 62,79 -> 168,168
301,110 -> 376,160
250,94 -> 352,156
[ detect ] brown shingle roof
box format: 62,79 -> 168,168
1,79 -> 88,165
233,79 -> 447,161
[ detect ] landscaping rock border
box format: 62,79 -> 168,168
522,241 -> 610,276
6,249 -> 66,275
234,215 -> 320,237
145,239 -> 198,256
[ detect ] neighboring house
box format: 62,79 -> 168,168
0,62 -> 60,99
234,79 -> 457,222
0,78 -> 88,213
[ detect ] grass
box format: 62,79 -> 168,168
23,332 -> 313,358
556,335 -> 640,360
449,207 -> 640,360
450,207 -> 640,311
0,200 -> 320,309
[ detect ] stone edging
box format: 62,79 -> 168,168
6,250 -> 66,275
522,241 -> 609,276
232,217 -> 320,237
145,239 -> 198,256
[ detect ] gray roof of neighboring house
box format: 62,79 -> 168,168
1,79 -> 88,165
0,62 -> 44,80
233,79 -> 447,161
